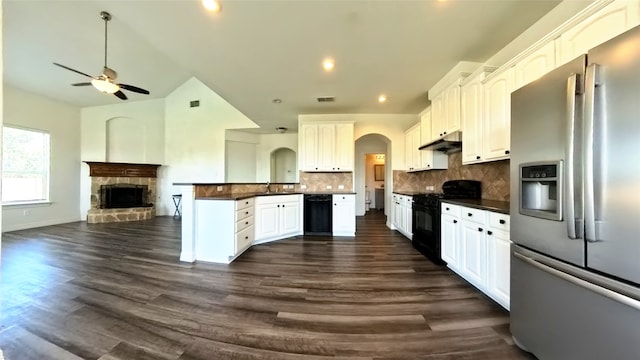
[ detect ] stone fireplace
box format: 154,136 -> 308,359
85,162 -> 161,224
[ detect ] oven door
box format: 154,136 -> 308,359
412,202 -> 443,264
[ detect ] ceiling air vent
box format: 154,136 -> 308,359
317,96 -> 335,103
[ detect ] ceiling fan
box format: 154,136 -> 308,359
53,11 -> 149,100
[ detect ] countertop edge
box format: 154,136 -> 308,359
195,192 -> 356,201
441,199 -> 510,215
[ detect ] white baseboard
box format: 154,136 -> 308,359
2,216 -> 83,232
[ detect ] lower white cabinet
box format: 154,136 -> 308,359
441,202 -> 511,310
255,195 -> 303,243
392,193 -> 413,240
194,197 -> 255,263
332,194 -> 356,236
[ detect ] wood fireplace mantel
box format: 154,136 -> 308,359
84,162 -> 162,178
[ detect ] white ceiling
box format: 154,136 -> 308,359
4,0 -> 563,133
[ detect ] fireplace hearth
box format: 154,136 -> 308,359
100,184 -> 152,209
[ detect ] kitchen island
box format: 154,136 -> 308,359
174,183 -> 355,263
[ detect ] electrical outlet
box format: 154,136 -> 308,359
301,184 -> 307,189
338,185 -> 345,190
217,186 -> 223,191
23,210 -> 31,216
326,185 -> 333,190
426,185 -> 435,191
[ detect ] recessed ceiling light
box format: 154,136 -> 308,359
323,58 -> 335,71
202,0 -> 222,12
272,98 -> 282,104
378,95 -> 387,103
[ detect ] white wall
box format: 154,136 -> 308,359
225,130 -> 259,182
80,98 -> 165,217
3,85 -> 81,231
162,77 -> 258,213
255,133 -> 298,182
272,148 -> 296,182
1,1 -> 4,237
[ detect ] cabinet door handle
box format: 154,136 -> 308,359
282,204 -> 285,207
245,221 -> 249,225
245,201 -> 249,205
487,230 -> 493,235
439,133 -> 443,136
505,150 -> 510,155
245,236 -> 249,240
453,220 -> 457,224
446,207 -> 450,211
443,131 -> 447,135
245,211 -> 249,214
478,227 -> 483,232
499,219 -> 506,224
476,155 -> 481,160
277,205 -> 280,208
468,213 -> 472,217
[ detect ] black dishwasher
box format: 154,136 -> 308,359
303,194 -> 332,235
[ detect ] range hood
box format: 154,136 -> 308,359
418,131 -> 462,154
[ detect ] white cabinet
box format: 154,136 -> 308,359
430,79 -> 463,140
299,122 -> 354,172
460,208 -> 488,290
194,197 -> 255,263
483,68 -> 513,161
255,195 -> 303,243
391,193 -> 412,240
460,69 -> 490,165
440,202 -> 511,310
558,0 -> 640,66
441,204 -> 461,270
513,40 -> 556,90
332,194 -> 356,236
406,116 -> 448,172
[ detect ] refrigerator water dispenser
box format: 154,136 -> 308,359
519,161 -> 563,221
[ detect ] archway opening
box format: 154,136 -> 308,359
270,148 -> 296,182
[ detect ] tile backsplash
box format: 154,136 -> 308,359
299,172 -> 353,192
393,152 -> 510,201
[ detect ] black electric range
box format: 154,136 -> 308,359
412,180 -> 481,264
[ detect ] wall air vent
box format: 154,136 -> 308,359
316,96 -> 335,103
190,100 -> 200,108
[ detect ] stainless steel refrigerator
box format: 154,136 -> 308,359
510,25 -> 640,359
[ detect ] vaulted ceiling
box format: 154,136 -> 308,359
4,0 -> 566,133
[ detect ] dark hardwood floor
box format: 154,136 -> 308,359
0,210 -> 533,359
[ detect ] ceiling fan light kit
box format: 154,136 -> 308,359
53,11 -> 150,101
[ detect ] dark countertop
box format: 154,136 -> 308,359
392,190 -> 431,196
441,198 -> 510,214
173,182 -> 299,186
196,191 -> 355,201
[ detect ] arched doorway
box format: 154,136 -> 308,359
270,148 -> 296,182
354,134 -> 392,220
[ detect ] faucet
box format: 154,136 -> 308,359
265,182 -> 271,193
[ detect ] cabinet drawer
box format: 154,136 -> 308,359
441,203 -> 460,217
236,206 -> 254,221
461,207 -> 486,224
333,194 -> 355,203
236,198 -> 254,211
489,212 -> 510,232
235,215 -> 254,233
235,225 -> 254,252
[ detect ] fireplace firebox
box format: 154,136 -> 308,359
100,184 -> 151,209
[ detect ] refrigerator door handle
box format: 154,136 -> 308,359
565,73 -> 580,239
513,251 -> 640,311
584,63 -> 599,243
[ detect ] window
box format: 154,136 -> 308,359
2,126 -> 51,204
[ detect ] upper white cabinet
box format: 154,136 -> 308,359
404,123 -> 422,172
513,40 -> 556,90
482,68 -> 513,162
558,0 -> 640,66
431,78 -> 463,140
460,67 -> 494,165
299,122 -> 354,172
405,120 -> 448,172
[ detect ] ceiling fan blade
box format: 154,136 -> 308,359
113,90 -> 128,100
71,82 -> 92,86
119,84 -> 150,95
53,62 -> 94,79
